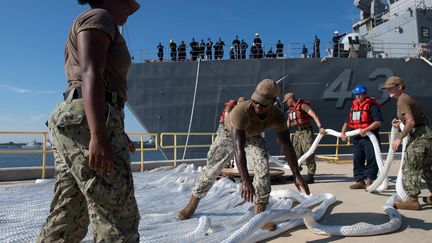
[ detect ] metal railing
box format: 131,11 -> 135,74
127,133 -> 159,172
0,130 -> 395,179
0,131 -> 159,178
131,42 -> 322,62
311,131 -> 392,164
0,131 -> 51,179
160,132 -> 217,166
131,40 -> 429,62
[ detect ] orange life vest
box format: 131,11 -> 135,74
348,97 -> 380,129
287,99 -> 311,127
219,100 -> 237,123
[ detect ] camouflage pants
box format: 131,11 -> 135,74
402,126 -> 432,197
292,128 -> 316,175
192,127 -> 271,204
37,96 -> 140,243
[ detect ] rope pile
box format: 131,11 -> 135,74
0,125 -> 408,242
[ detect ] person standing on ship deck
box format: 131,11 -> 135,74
190,38 -> 198,61
232,35 -> 241,59
332,31 -> 346,57
312,35 -> 320,58
169,39 -> 177,61
383,76 -> 432,210
341,84 -> 383,190
157,42 -> 164,61
276,40 -> 284,58
206,38 -> 213,60
283,92 -> 326,184
177,79 -> 310,231
37,0 -> 141,242
241,39 -> 248,59
178,40 -> 186,61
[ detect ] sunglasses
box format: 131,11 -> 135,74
252,100 -> 272,108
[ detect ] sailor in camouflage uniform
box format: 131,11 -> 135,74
37,1 -> 141,242
383,76 -> 432,210
284,92 -> 326,184
178,79 -> 310,231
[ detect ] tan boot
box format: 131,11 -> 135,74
254,203 -> 277,231
422,195 -> 432,205
365,178 -> 374,186
394,197 -> 421,210
178,195 -> 200,220
349,180 -> 366,189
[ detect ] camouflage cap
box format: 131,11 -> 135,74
251,79 -> 279,105
382,76 -> 405,89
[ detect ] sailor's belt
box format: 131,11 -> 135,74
63,87 -> 125,109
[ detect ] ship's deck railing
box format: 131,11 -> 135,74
0,131 -> 158,178
315,131 -> 391,164
0,130 -> 394,179
0,131 -> 51,179
158,131 -> 393,166
160,132 -> 217,167
127,133 -> 159,171
352,0 -> 431,29
131,40 -> 429,62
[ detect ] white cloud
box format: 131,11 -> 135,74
0,84 -> 31,94
0,84 -> 58,95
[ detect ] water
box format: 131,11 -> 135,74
0,148 -> 165,168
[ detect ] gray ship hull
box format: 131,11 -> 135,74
127,58 -> 432,159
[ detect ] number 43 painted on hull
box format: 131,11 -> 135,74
323,68 -> 392,109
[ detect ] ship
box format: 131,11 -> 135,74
126,0 -> 432,159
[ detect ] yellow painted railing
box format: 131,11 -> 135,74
127,133 -> 158,171
0,131 -> 51,179
0,131 -> 159,178
312,131 -> 392,164
0,130 -> 394,179
160,132 -> 216,166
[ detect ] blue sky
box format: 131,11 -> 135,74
0,0 -> 357,142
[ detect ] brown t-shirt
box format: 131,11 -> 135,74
397,93 -> 428,125
224,100 -> 288,137
64,8 -> 131,100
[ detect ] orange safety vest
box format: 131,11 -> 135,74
287,99 -> 311,127
348,97 -> 380,129
219,100 -> 237,123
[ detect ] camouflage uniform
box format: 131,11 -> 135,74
37,94 -> 140,243
292,127 -> 316,175
403,125 -> 432,197
193,127 -> 271,204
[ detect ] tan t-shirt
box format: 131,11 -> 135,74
224,100 -> 288,137
64,8 -> 131,100
397,93 -> 428,125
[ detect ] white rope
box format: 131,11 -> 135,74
395,123 -> 410,201
282,127 -> 410,195
1,125 -> 412,242
420,56 -> 432,67
182,58 -> 201,160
